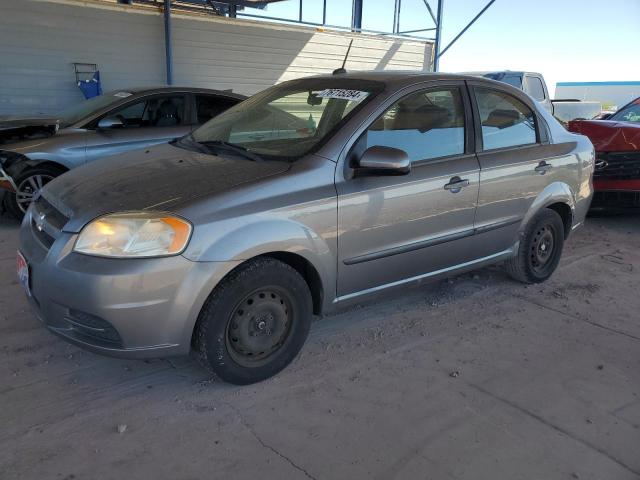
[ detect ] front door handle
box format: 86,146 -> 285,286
534,161 -> 552,175
444,177 -> 470,193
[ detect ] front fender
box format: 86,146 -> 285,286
520,181 -> 576,232
184,216 -> 337,307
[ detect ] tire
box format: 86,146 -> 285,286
195,257 -> 312,385
3,165 -> 64,220
505,208 -> 565,284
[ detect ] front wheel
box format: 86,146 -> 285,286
505,208 -> 565,284
195,257 -> 312,385
3,166 -> 64,219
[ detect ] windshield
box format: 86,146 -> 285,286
189,79 -> 381,160
610,98 -> 640,123
57,91 -> 134,127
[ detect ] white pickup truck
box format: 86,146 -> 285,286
465,71 -> 602,125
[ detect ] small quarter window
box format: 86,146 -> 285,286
474,88 -> 537,150
524,76 -> 546,102
361,87 -> 466,162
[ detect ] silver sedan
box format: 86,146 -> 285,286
18,72 -> 594,384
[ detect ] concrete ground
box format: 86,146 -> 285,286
1,213 -> 639,480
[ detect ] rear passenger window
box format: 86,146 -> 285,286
110,95 -> 186,128
474,88 -> 537,150
361,87 -> 466,162
195,95 -> 239,124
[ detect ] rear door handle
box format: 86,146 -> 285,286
534,161 -> 552,175
444,177 -> 470,193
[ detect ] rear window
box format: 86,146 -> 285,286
474,88 -> 537,150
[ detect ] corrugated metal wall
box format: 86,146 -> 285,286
0,0 -> 433,116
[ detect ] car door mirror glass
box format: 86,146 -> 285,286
356,145 -> 410,176
97,116 -> 124,129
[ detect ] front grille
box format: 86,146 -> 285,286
64,309 -> 123,347
33,195 -> 69,230
594,152 -> 640,180
31,218 -> 55,248
30,195 -> 70,250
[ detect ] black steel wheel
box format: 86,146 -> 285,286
195,257 -> 312,385
505,208 -> 565,284
225,287 -> 294,367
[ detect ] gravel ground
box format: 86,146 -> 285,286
1,213 -> 639,480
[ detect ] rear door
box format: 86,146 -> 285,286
469,83 -> 565,256
84,93 -> 190,162
336,83 -> 480,297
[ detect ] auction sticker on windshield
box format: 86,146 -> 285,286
315,89 -> 369,102
17,251 -> 30,296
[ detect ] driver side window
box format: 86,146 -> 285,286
359,87 -> 466,163
108,95 -> 186,128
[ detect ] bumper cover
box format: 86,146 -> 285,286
19,209 -> 239,359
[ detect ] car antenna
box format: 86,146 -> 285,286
333,39 -> 353,75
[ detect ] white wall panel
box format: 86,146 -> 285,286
0,0 -> 433,115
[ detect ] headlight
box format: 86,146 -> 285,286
74,213 -> 192,258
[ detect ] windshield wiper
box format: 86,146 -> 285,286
174,134 -> 211,154
200,140 -> 264,162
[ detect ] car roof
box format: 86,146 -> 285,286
460,71 -> 543,77
285,70 -> 520,90
110,86 -> 247,100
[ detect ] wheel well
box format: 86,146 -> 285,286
263,252 -> 324,315
31,161 -> 68,174
546,202 -> 572,238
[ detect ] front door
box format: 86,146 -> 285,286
336,84 -> 480,298
84,94 -> 191,163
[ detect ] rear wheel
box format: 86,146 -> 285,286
3,165 -> 64,219
505,208 -> 565,283
195,257 -> 312,385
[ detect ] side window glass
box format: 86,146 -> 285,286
109,96 -> 185,128
195,95 -> 238,124
524,76 -> 546,101
474,88 -> 537,150
361,87 -> 466,162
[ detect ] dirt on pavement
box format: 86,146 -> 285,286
1,214 -> 639,480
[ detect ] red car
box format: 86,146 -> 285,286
568,97 -> 640,211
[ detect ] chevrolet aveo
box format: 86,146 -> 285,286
18,72 -> 594,384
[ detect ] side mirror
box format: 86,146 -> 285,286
355,145 -> 411,176
597,113 -> 612,120
97,116 -> 124,129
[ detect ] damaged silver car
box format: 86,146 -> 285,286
0,87 -> 244,218
18,72 -> 594,384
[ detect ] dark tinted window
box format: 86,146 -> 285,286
475,88 -> 536,150
483,73 -> 522,89
195,95 -> 239,124
109,95 -> 186,127
524,76 -> 546,102
361,87 -> 466,162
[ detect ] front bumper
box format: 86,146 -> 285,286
19,208 -> 239,359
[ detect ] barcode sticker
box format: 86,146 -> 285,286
315,89 -> 369,102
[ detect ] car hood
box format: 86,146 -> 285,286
567,119 -> 640,152
42,143 -> 292,232
0,115 -> 60,144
